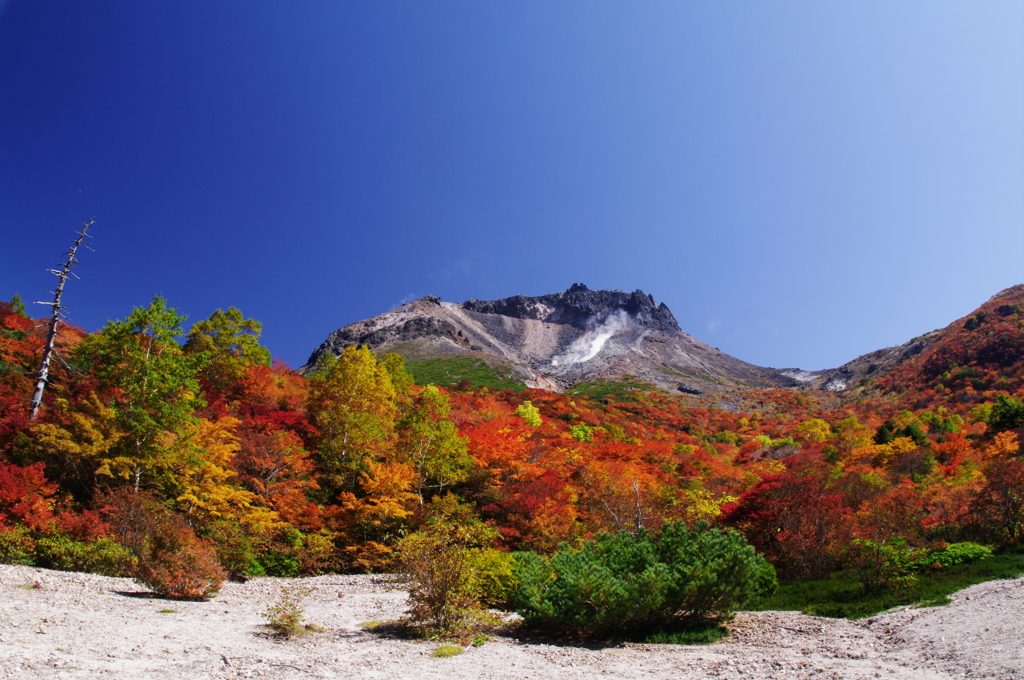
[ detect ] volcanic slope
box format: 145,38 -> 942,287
800,283 -> 1024,394
302,284 -> 800,393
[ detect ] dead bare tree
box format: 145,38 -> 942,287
29,220 -> 94,420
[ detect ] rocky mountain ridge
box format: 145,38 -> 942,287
303,284 -> 803,392
304,283 -> 1022,395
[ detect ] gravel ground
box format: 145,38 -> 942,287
0,565 -> 1021,679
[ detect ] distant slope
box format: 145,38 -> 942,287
875,284 -> 1024,396
805,284 -> 1024,395
302,284 -> 799,393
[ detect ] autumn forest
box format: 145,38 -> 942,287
1,283 -> 1023,624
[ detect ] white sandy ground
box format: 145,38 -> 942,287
0,565 -> 1021,680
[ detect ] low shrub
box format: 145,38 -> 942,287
753,552 -> 1024,619
921,542 -> 993,570
204,520 -> 263,581
0,524 -> 35,565
464,548 -> 516,609
397,495 -> 503,639
133,518 -> 227,600
255,527 -> 337,577
262,585 -> 318,638
510,521 -> 776,639
100,488 -> 226,599
34,534 -> 133,576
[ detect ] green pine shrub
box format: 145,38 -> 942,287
510,521 -> 776,638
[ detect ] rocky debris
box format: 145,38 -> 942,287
1,564 -> 1022,679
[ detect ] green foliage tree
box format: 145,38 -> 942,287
570,423 -> 594,442
74,297 -> 204,491
184,307 -> 271,397
987,394 -> 1024,433
514,400 -> 542,427
9,294 -> 27,317
306,346 -> 398,494
397,385 -> 472,504
510,521 -> 776,638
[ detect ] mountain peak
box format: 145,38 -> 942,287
303,285 -> 783,392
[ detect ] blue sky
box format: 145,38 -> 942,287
1,1 -> 1021,371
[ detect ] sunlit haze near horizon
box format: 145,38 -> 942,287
2,2 -> 1021,371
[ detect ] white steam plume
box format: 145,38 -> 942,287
551,310 -> 632,366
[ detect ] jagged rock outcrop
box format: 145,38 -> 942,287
303,284 -> 801,392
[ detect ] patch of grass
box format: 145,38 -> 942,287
643,621 -> 728,645
157,609 -> 177,614
568,379 -> 657,402
432,643 -> 464,658
357,620 -> 381,630
406,356 -> 526,391
752,553 -> 1024,620
470,633 -> 490,647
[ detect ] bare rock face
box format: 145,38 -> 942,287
302,284 -> 802,392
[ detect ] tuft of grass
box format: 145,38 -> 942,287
357,620 -> 381,630
157,609 -> 177,614
644,622 -> 728,645
405,357 -> 526,391
432,643 -> 464,658
752,553 -> 1024,620
470,633 -> 490,647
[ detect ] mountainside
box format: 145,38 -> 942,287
303,284 -> 800,392
304,283 -> 1024,395
800,284 -> 1024,396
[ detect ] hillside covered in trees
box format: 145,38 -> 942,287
1,286 -> 1022,618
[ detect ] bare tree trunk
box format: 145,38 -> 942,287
29,220 -> 93,420
631,478 -> 646,534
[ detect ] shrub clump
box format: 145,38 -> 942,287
262,585 -> 321,638
0,525 -> 35,565
397,495 -> 510,639
432,643 -> 464,658
510,520 -> 776,639
34,534 -> 133,576
101,489 -> 226,600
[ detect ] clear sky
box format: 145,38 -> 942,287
2,2 -> 1021,371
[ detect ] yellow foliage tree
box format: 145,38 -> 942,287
307,346 -> 399,494
168,417 -> 278,532
32,393 -> 124,496
336,460 -> 419,571
795,418 -> 831,444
